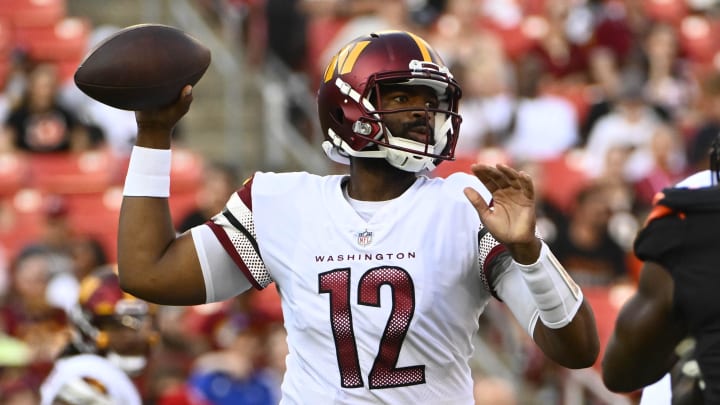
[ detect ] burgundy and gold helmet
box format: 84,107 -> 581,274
70,266 -> 154,355
317,30 -> 462,172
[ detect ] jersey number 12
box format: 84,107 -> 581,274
319,266 -> 426,389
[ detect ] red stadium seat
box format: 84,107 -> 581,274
643,0 -> 687,26
63,187 -> 122,262
0,153 -> 31,197
538,150 -> 590,214
0,189 -> 46,260
26,149 -> 117,195
431,148 -> 512,179
0,0 -> 66,29
306,16 -> 348,86
0,17 -> 13,56
13,17 -> 90,63
481,15 -> 543,62
170,148 -> 204,193
679,15 -> 715,64
582,285 -> 631,370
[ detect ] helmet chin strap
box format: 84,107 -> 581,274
379,133 -> 436,172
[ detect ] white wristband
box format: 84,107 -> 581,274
122,146 -> 172,197
515,242 -> 583,329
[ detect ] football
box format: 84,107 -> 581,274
74,24 -> 211,111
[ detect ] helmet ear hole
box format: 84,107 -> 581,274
332,108 -> 344,124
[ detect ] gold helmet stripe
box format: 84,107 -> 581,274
406,31 -> 432,62
340,41 -> 370,74
323,53 -> 338,83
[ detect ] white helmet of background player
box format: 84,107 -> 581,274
317,30 -> 462,173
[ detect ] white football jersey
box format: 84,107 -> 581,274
199,171 -> 520,404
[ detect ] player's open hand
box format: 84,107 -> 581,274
463,163 -> 538,256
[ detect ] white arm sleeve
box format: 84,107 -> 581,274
191,224 -> 252,303
494,242 -> 583,336
494,266 -> 542,337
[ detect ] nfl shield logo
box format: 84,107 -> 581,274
357,230 -> 373,246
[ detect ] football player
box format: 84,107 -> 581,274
602,138 -> 720,403
40,266 -> 156,405
118,31 -> 599,403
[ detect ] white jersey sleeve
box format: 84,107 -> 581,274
192,225 -> 253,302
192,174 -> 275,303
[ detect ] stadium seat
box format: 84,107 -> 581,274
538,150 -> 590,214
679,15 -> 715,64
582,285 -> 628,370
0,0 -> 66,29
0,153 -> 30,197
63,187 -> 122,262
170,148 -> 204,193
26,149 -> 117,195
0,17 -> 13,56
643,0 -> 687,26
431,148 -> 512,179
13,17 -> 90,63
0,189 -> 46,260
481,15 -> 542,62
169,189 -> 200,229
306,16 -> 348,86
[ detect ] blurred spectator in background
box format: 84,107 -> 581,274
316,0 -> 418,74
36,195 -> 76,256
527,0 -> 591,82
69,235 -> 109,282
590,0 -> 650,67
177,161 -> 241,233
187,317 -> 281,405
426,0 -> 485,68
265,0 -> 309,73
639,23 -> 697,125
584,69 -> 666,182
452,31 -> 515,156
41,266 -> 157,405
0,247 -> 72,394
686,72 -> 720,174
549,182 -> 630,287
581,46 -> 623,144
2,64 -> 92,153
502,53 -> 580,162
632,124 -> 687,210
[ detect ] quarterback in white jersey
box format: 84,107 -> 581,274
117,30 -> 599,405
194,171 -> 506,403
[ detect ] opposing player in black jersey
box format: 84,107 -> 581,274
602,137 -> 720,404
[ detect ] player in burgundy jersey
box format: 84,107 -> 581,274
603,138 -> 720,404
117,31 -> 599,403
